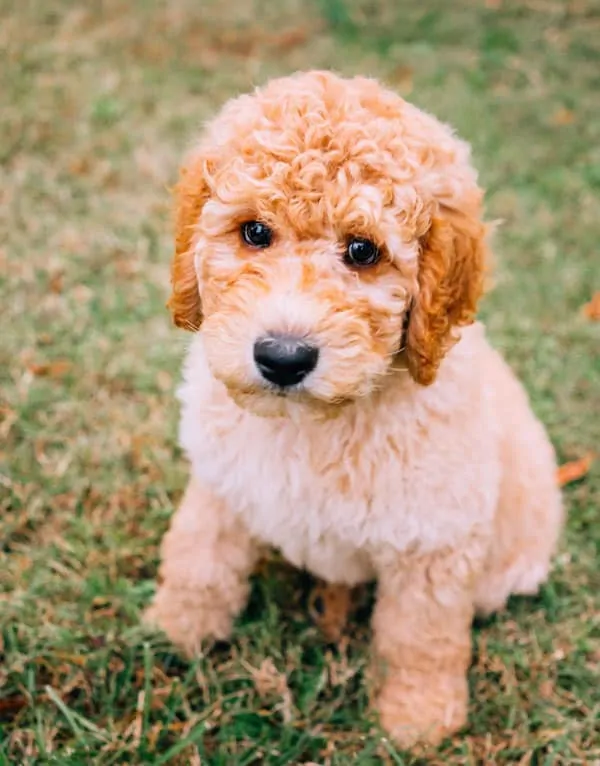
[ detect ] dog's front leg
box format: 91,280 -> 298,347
371,543 -> 483,749
145,476 -> 259,656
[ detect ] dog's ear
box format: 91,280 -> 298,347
168,149 -> 211,331
406,200 -> 488,385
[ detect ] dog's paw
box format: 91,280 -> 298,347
375,672 -> 468,749
144,586 -> 234,656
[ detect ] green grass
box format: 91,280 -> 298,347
1,0 -> 599,762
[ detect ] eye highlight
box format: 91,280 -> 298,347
241,221 -> 273,249
344,237 -> 381,268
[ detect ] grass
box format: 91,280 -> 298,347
1,0 -> 599,762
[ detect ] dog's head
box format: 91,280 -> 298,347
170,71 -> 487,414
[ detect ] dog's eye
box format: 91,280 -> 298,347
344,237 -> 380,267
241,221 -> 273,248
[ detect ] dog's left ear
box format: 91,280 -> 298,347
406,199 -> 488,385
168,148 -> 211,331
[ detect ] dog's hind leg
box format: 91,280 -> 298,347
474,365 -> 564,616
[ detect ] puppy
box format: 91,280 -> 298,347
146,71 -> 564,748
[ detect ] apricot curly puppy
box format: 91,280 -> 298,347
146,71 -> 564,748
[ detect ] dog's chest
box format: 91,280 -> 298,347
179,376 -> 498,581
181,403 -> 386,580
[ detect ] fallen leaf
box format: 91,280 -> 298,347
27,360 -> 72,378
53,652 -> 86,666
49,271 -> 64,293
551,107 -> 576,126
389,65 -> 414,93
69,156 -> 93,176
0,695 -> 29,714
582,292 -> 600,320
557,454 -> 594,486
267,27 -> 310,51
308,583 -> 352,641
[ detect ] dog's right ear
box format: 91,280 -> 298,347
168,148 -> 211,331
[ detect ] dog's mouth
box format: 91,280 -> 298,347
222,375 -> 310,402
273,387 -> 295,397
228,383 -> 352,422
262,380 -> 310,400
224,381 -> 312,419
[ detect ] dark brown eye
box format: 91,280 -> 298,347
241,221 -> 273,248
344,237 -> 380,267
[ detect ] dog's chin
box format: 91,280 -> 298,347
224,383 -> 355,420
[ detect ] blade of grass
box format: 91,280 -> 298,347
153,722 -> 208,765
45,686 -> 110,745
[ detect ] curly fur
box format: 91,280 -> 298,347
147,71 -> 564,748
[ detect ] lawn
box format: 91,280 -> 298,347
1,0 -> 599,763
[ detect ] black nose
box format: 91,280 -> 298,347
253,335 -> 319,387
